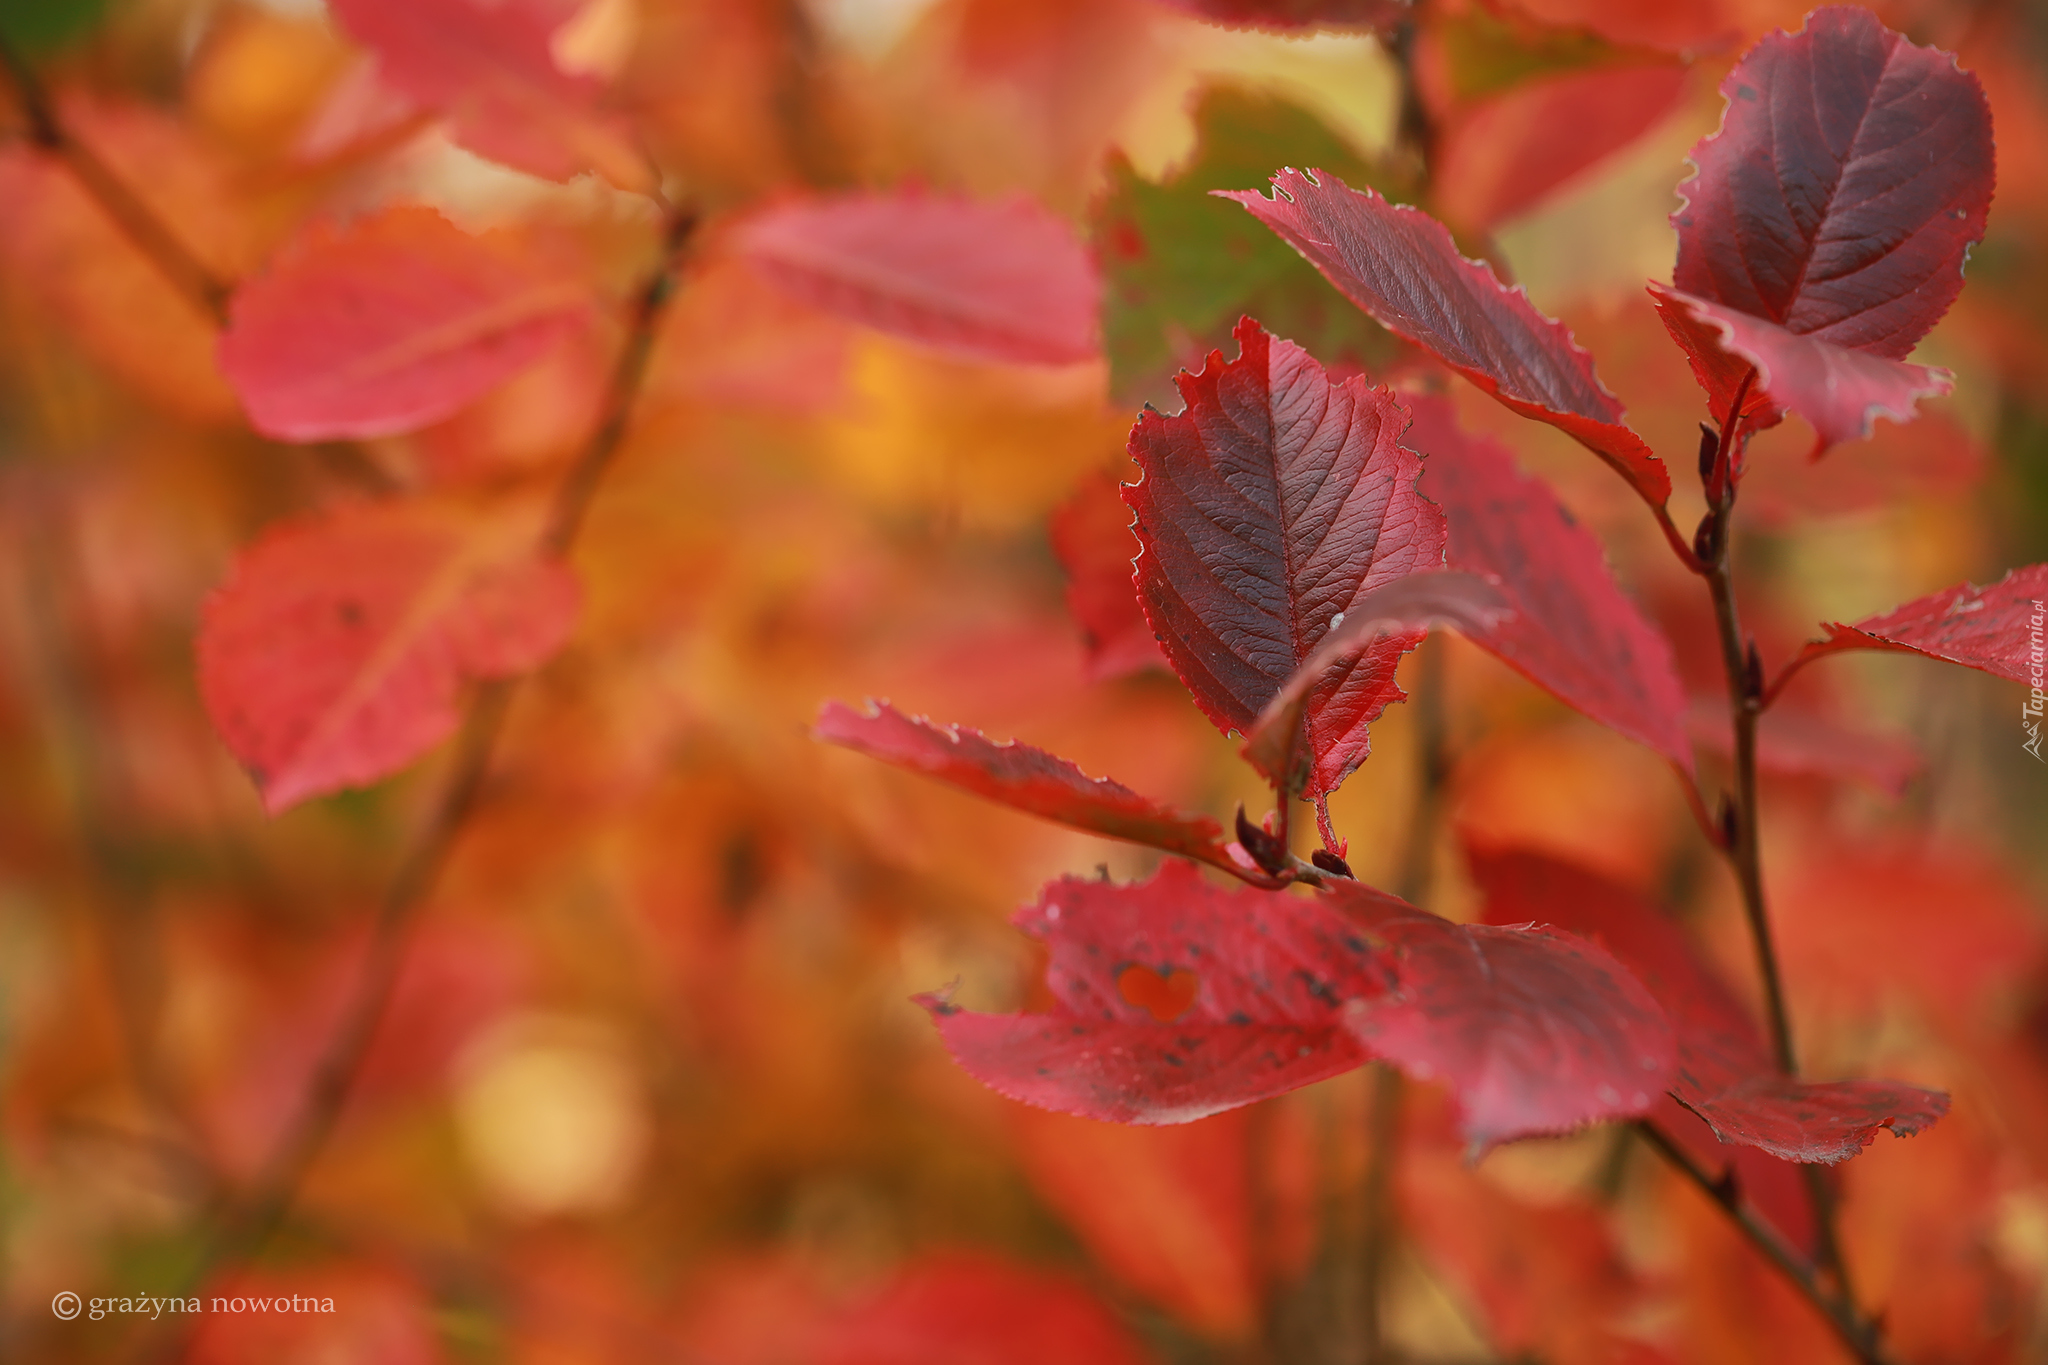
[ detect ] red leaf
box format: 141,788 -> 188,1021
825,1256 -> 1160,1365
1773,840 -> 2047,1032
1154,0 -> 1411,30
1673,1073 -> 1949,1167
1008,1108 -> 1260,1337
1219,170 -> 1668,505
1649,283 -> 1952,451
934,855 -> 1672,1147
1240,570 -> 1509,790
1331,880 -> 1674,1149
1492,0 -> 1731,55
328,0 -> 642,184
922,863 -> 1383,1124
1400,1145 -> 1646,1362
1123,317 -> 1447,796
1407,395 -> 1693,771
1773,564 -> 2048,698
1437,62 -> 1688,231
1738,410 -> 1987,526
814,700 -> 1241,875
681,1253 -> 1159,1365
197,500 -> 579,813
1048,470 -> 1164,680
734,191 -> 1101,366
1470,846 -> 1949,1164
1661,6 -> 1993,450
219,207 -> 591,441
1676,7 -> 1993,356
1686,697 -> 1921,796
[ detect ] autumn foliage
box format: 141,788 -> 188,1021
3,1 -> 2048,1363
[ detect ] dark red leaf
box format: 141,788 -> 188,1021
219,207 -> 592,441
1407,395 -> 1692,771
1047,470 -> 1164,680
1332,880 -> 1674,1149
328,0 -> 643,185
1675,6 -> 1992,356
814,700 -> 1243,876
921,863 -> 1383,1124
1239,570 -> 1509,790
1123,317 -> 1447,797
1662,6 -> 1993,450
1437,62 -> 1688,231
1154,0 -> 1410,30
1470,845 -> 1949,1164
1219,170 -> 1668,505
734,191 -> 1101,366
197,500 -> 579,814
1649,283 -> 1952,451
1772,564 -> 2048,699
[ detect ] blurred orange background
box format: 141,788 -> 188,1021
1,1 -> 2046,1362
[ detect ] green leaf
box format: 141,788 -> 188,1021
1,0 -> 113,52
1432,9 -> 1623,104
1094,85 -> 1409,407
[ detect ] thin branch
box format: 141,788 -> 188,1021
1697,373 -> 1857,1298
209,678 -> 517,1265
12,510 -> 213,1181
1393,635 -> 1447,909
544,205 -> 698,553
1386,15 -> 1436,182
0,31 -> 231,325
133,206 -> 700,1357
1699,371 -> 1795,1076
1633,1120 -> 1893,1365
1358,635 -> 1447,1365
1357,1062 -> 1403,1365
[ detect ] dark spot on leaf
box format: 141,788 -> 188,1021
1297,971 -> 1339,1006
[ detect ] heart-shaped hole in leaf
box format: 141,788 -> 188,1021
1117,964 -> 1199,1023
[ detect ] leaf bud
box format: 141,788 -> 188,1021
1234,806 -> 1290,877
1310,848 -> 1355,879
